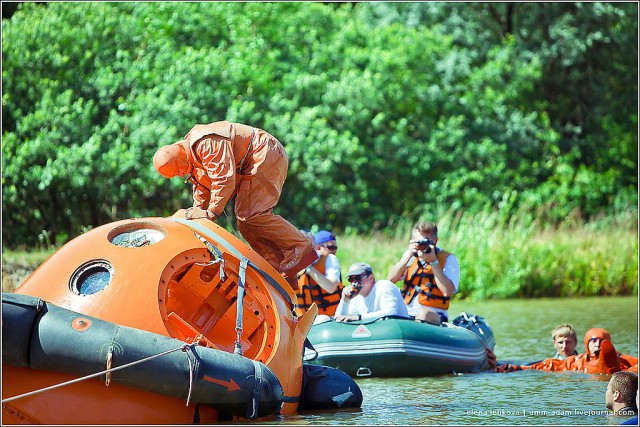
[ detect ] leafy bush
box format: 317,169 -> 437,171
2,2 -> 637,250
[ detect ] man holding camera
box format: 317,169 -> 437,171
387,221 -> 460,325
334,262 -> 408,323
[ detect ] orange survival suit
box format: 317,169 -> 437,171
502,328 -> 638,374
167,121 -> 316,286
295,254 -> 343,317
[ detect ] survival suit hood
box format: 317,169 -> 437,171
584,327 -> 611,355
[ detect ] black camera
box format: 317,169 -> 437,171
416,238 -> 435,253
348,287 -> 361,299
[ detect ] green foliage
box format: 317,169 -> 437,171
359,2 -> 638,223
2,2 -> 637,252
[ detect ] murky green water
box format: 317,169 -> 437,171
262,296 -> 638,425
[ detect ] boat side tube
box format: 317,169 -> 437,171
2,293 -> 284,420
299,364 -> 363,412
451,312 -> 496,350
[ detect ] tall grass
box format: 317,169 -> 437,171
3,209 -> 637,299
2,248 -> 55,292
337,208 -> 638,300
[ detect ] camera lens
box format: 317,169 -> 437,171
417,239 -> 432,253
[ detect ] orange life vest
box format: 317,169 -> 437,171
401,250 -> 451,311
295,255 -> 343,316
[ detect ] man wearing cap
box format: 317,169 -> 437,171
334,262 -> 409,322
152,120 -> 317,288
295,230 -> 343,317
314,230 -> 339,257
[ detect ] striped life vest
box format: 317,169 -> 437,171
401,250 -> 451,310
295,255 -> 343,316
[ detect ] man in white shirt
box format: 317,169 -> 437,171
334,262 -> 409,322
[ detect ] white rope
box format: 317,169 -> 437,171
2,342 -> 197,403
185,345 -> 195,406
234,257 -> 249,356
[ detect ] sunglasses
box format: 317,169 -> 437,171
323,244 -> 338,250
347,273 -> 369,284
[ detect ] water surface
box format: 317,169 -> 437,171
261,296 -> 638,425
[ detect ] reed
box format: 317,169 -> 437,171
3,209 -> 637,299
337,209 -> 638,300
2,249 -> 55,293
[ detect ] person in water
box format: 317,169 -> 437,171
551,323 -> 579,360
334,262 -> 409,323
497,327 -> 638,374
605,371 -> 638,418
618,379 -> 639,425
152,121 -> 317,289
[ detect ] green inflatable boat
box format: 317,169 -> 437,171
305,312 -> 495,378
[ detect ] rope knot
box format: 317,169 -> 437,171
181,342 -> 196,352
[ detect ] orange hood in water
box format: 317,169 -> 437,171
583,327 -> 611,355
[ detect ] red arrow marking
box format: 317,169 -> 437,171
203,375 -> 240,392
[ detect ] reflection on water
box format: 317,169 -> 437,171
262,296 -> 638,425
